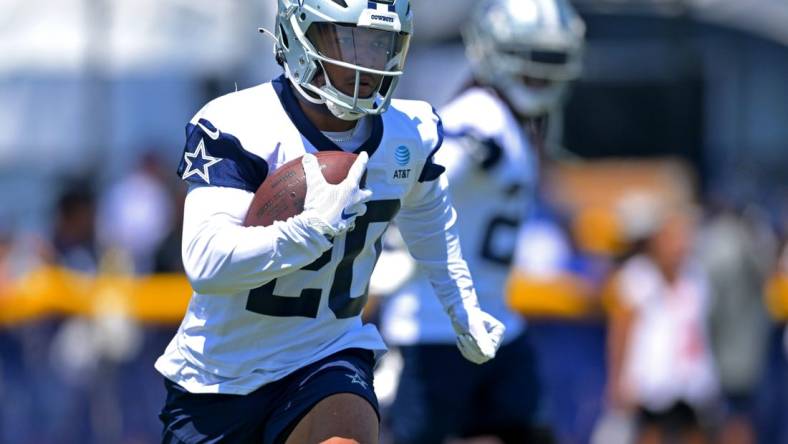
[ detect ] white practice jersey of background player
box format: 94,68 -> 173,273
155,75 -> 481,394
379,86 -> 537,346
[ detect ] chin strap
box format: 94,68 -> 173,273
326,101 -> 365,121
284,58 -> 366,121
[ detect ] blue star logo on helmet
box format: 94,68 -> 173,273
368,0 -> 396,12
395,145 -> 410,166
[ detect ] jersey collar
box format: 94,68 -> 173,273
272,75 -> 383,157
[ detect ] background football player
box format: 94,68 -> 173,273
155,1 -> 504,443
375,0 -> 585,442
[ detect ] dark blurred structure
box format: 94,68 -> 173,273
564,1 -> 788,208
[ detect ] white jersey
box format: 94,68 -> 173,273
618,255 -> 719,411
156,76 -> 479,394
381,87 -> 537,345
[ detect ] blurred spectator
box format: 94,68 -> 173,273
153,183 -> 187,274
607,194 -> 719,444
97,150 -> 175,275
699,205 -> 774,444
52,181 -> 99,273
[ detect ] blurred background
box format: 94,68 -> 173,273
1,0 -> 788,443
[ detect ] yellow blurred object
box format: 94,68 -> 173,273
1,266 -> 786,325
130,275 -> 193,323
547,158 -> 695,256
573,206 -> 624,256
766,273 -> 788,321
0,266 -> 191,326
507,270 -> 599,318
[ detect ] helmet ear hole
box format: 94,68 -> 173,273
279,24 -> 290,50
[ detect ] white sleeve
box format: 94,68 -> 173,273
395,175 -> 479,312
182,184 -> 333,294
434,137 -> 474,185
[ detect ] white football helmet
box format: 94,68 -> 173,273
273,0 -> 413,121
464,0 -> 585,116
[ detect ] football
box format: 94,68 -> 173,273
243,151 -> 359,227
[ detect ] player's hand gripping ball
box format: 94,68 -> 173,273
243,151 -> 367,228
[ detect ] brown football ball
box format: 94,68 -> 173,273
243,151 -> 359,227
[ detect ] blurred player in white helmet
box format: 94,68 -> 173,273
376,0 -> 585,442
464,0 -> 584,156
154,0 -> 506,442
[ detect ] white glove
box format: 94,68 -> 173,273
448,304 -> 505,364
301,151 -> 373,238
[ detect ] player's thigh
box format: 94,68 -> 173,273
268,348 -> 379,443
286,392 -> 379,444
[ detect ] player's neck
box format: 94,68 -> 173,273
295,93 -> 357,133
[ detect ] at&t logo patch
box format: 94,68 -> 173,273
392,145 -> 411,180
395,145 -> 410,166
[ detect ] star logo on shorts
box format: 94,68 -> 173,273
346,372 -> 368,390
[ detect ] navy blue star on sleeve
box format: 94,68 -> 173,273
177,118 -> 269,192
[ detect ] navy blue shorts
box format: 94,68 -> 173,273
159,348 -> 378,444
388,331 -> 542,444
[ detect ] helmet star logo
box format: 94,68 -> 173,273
182,138 -> 222,184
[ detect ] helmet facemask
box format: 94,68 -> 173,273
275,1 -> 412,121
477,39 -> 577,115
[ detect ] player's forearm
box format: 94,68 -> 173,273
181,186 -> 332,294
183,214 -> 331,294
398,181 -> 479,312
408,229 -> 479,312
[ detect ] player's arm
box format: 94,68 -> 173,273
181,184 -> 334,294
397,174 -> 504,364
178,102 -> 370,294
182,151 -> 370,295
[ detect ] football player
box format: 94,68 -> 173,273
154,1 -> 504,443
377,0 -> 585,442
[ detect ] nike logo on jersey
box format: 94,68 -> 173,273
341,209 -> 357,220
197,121 -> 221,140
